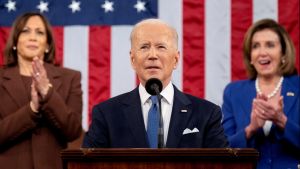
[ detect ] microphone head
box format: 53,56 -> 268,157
145,78 -> 163,95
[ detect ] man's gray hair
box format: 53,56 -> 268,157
130,18 -> 178,49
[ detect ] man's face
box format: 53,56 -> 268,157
130,23 -> 179,88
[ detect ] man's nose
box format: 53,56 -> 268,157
148,47 -> 158,60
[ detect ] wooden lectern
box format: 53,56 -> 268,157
61,148 -> 258,169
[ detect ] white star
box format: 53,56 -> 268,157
101,0 -> 114,13
5,0 -> 16,12
134,0 -> 146,13
69,0 -> 81,13
37,1 -> 49,13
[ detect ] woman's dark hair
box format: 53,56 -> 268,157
4,12 -> 55,66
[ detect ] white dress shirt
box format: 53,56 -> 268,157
139,82 -> 174,145
263,120 -> 272,136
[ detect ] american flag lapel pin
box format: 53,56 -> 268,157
286,92 -> 295,96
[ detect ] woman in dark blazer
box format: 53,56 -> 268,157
0,12 -> 82,169
222,19 -> 300,169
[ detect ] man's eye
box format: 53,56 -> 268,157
157,45 -> 167,50
140,45 -> 148,49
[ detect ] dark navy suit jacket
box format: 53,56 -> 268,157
222,75 -> 300,169
82,85 -> 228,148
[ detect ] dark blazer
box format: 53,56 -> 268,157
0,63 -> 82,169
222,75 -> 300,169
83,85 -> 228,148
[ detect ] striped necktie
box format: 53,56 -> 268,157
147,96 -> 159,148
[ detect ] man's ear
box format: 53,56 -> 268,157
173,50 -> 180,69
130,50 -> 136,70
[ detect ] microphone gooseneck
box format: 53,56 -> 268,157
145,78 -> 164,148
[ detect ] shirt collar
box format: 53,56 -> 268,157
139,81 -> 174,105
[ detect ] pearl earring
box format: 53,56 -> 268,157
282,59 -> 285,64
13,46 -> 16,50
45,49 -> 49,53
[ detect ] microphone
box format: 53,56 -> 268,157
145,78 -> 164,148
145,78 -> 163,95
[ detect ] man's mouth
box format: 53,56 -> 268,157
146,66 -> 160,70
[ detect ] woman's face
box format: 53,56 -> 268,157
16,16 -> 48,62
250,29 -> 283,78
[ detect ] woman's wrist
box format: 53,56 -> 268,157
275,113 -> 287,130
41,83 -> 53,98
30,101 -> 39,113
245,125 -> 255,139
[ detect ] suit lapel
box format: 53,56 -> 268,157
242,77 -> 299,117
166,86 -> 192,147
1,64 -> 63,108
241,80 -> 256,121
281,76 -> 299,116
2,66 -> 28,107
44,63 -> 62,91
122,88 -> 149,147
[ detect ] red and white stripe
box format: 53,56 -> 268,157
1,0 -> 299,130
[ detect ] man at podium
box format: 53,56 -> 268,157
82,19 -> 228,148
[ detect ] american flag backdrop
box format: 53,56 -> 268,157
0,0 -> 299,130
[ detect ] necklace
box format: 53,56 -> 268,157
255,76 -> 283,99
